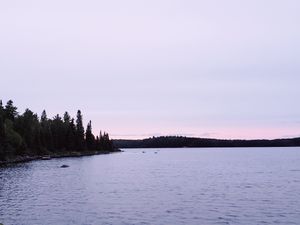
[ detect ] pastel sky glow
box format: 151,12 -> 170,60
1,0 -> 300,139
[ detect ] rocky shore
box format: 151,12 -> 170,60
0,149 -> 121,166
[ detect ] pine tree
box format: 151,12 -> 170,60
40,110 -> 53,151
86,120 -> 95,150
99,131 -> 104,150
102,132 -> 113,151
14,109 -> 44,154
51,114 -> 65,151
0,108 -> 5,160
0,100 -> 4,141
67,118 -> 77,151
63,112 -> 71,124
95,135 -> 100,150
63,112 -> 74,151
5,100 -> 18,121
41,110 -> 47,123
0,100 -> 3,112
0,114 -> 4,140
75,110 -> 85,150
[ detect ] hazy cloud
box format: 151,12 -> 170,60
1,0 -> 300,139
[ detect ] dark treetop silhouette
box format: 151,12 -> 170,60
0,100 -> 116,162
114,136 -> 300,149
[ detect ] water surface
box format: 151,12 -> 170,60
1,147 -> 300,225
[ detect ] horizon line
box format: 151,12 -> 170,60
112,135 -> 300,141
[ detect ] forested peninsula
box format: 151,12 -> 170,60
0,100 -> 118,164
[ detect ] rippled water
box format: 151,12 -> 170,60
1,147 -> 300,225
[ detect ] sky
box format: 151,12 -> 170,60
1,0 -> 300,140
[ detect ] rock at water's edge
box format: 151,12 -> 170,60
60,165 -> 69,168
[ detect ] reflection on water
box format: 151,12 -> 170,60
1,148 -> 300,225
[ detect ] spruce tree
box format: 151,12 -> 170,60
63,112 -> 71,124
51,114 -> 64,150
0,100 -> 3,112
40,110 -> 53,151
86,120 -> 95,150
0,100 -> 4,142
5,100 -> 18,121
41,110 -> 47,123
0,111 -> 5,160
75,110 -> 85,150
67,118 -> 77,151
63,112 -> 73,151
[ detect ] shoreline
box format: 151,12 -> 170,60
0,149 -> 122,166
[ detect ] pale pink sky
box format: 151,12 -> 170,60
1,0 -> 300,140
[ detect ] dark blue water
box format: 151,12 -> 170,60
1,147 -> 300,225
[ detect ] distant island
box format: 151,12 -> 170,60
114,136 -> 300,149
0,100 -> 118,164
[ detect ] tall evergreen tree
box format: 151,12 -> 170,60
0,100 -> 4,141
0,114 -> 4,140
51,114 -> 64,151
75,110 -> 85,150
41,110 -> 47,123
102,132 -> 113,150
98,131 -> 113,151
86,120 -> 95,150
0,106 -> 5,160
66,118 -> 77,151
15,109 -> 41,154
63,112 -> 71,124
5,100 -> 18,121
63,112 -> 74,151
0,100 -> 3,112
40,110 -> 53,151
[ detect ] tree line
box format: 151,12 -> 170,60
114,136 -> 300,148
0,100 -> 114,161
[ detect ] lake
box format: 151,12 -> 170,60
1,147 -> 300,225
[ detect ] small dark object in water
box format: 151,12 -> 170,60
154,152 -> 158,154
60,165 -> 69,168
142,151 -> 146,153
